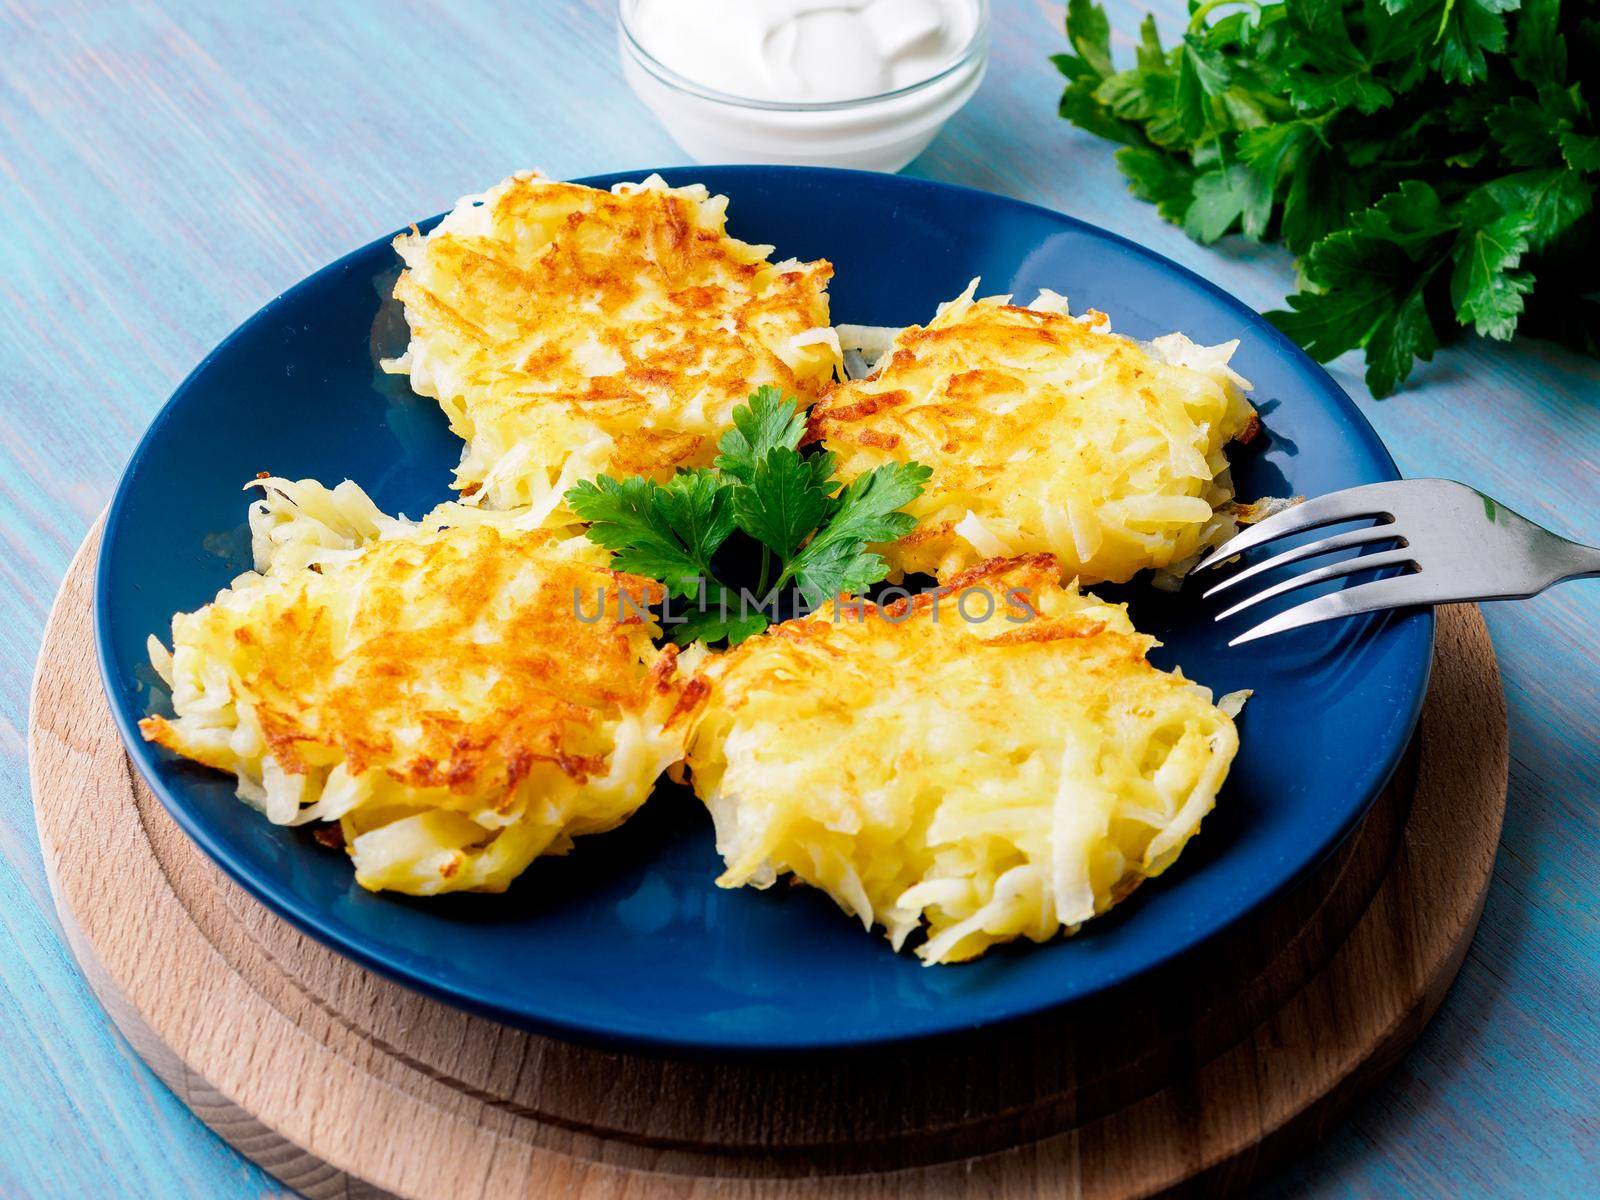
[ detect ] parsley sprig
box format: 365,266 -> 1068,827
565,387 -> 931,645
1054,0 -> 1598,396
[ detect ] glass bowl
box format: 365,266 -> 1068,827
617,0 -> 990,172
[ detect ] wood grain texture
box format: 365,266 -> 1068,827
32,526 -> 1505,1199
1,0 -> 1596,1196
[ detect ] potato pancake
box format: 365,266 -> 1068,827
685,555 -> 1244,964
386,171 -> 841,520
141,479 -> 708,895
813,282 -> 1259,587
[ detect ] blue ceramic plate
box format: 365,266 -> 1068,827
97,167 -> 1432,1053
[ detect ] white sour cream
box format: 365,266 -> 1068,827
628,0 -> 980,103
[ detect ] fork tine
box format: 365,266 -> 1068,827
1202,526 -> 1405,598
1228,574 -> 1435,646
1191,481 -> 1406,573
1214,549 -> 1415,620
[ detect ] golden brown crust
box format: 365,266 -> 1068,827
701,555 -> 1152,696
813,290 -> 1256,586
145,525 -> 683,803
390,174 -> 839,511
142,477 -> 724,896
685,555 -> 1242,963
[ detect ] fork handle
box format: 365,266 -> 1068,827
1546,538 -> 1600,587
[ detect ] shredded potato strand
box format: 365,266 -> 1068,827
141,479 -> 709,895
686,555 -> 1244,964
386,171 -> 841,518
810,281 -> 1258,588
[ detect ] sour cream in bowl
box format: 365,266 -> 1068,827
618,0 -> 989,172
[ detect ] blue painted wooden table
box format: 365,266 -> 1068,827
2,0 -> 1595,1195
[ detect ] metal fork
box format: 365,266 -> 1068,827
1191,479 -> 1600,646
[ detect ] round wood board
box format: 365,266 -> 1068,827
31,524 -> 1507,1199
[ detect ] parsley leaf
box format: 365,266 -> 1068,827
1268,182 -> 1454,396
668,587 -> 771,647
1562,132 -> 1600,172
730,447 -> 836,562
787,538 -> 892,610
565,471 -> 732,598
658,469 -> 738,572
1432,0 -> 1517,86
1064,0 -> 1114,78
1366,288 -> 1442,401
1135,13 -> 1167,71
1451,212 -> 1537,339
1511,0 -> 1565,83
1461,168 -> 1594,252
1116,146 -> 1197,222
1283,0 -> 1394,114
567,391 -> 931,645
781,462 -> 933,607
1186,164 -> 1273,242
1055,0 -> 1600,394
714,385 -> 808,483
1487,96 -> 1565,166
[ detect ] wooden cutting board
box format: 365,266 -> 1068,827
30,524 -> 1507,1198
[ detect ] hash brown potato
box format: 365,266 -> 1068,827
685,555 -> 1245,964
813,282 -> 1260,587
141,479 -> 708,895
386,171 -> 841,520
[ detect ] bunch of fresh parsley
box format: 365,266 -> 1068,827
565,387 -> 931,645
1054,0 -> 1598,396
